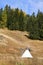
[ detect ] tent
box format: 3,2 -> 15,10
21,49 -> 33,58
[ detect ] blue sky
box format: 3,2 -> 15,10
0,0 -> 43,15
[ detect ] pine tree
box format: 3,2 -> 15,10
12,8 -> 19,30
1,9 -> 7,28
0,8 -> 3,28
19,10 -> 25,31
28,13 -> 39,39
37,10 -> 43,39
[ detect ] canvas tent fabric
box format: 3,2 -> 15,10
21,49 -> 33,58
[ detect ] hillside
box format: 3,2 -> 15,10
0,29 -> 43,65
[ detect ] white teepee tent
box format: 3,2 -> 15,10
21,49 -> 33,58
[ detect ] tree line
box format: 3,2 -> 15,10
0,5 -> 43,40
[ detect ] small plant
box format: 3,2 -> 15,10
16,62 -> 25,65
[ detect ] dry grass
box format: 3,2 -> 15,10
0,29 -> 43,65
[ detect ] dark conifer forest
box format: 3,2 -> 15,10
0,5 -> 43,40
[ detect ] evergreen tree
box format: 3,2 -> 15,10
0,8 -> 2,21
28,13 -> 39,39
1,9 -> 7,28
0,8 -> 3,28
12,8 -> 19,30
5,5 -> 11,28
37,10 -> 43,39
19,10 -> 25,31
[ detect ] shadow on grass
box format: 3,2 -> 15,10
24,35 -> 43,41
24,35 -> 35,40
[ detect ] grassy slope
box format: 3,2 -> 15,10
0,29 -> 43,65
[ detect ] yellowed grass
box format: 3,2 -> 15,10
0,29 -> 43,65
